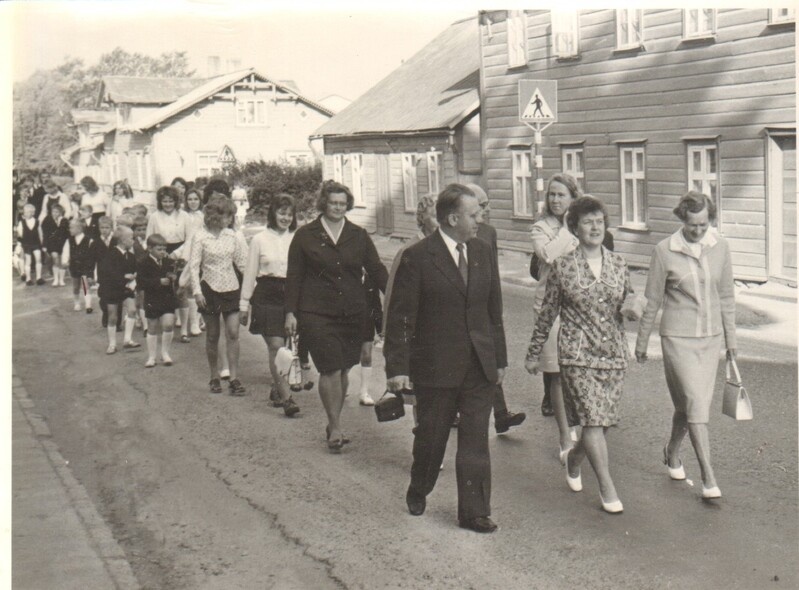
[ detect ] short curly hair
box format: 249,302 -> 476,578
566,195 -> 609,236
416,194 -> 438,229
673,190 -> 717,222
317,180 -> 354,213
79,175 -> 99,194
156,186 -> 179,211
203,195 -> 236,229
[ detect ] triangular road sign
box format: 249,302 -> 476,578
521,88 -> 554,121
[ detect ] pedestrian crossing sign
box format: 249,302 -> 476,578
519,80 -> 557,124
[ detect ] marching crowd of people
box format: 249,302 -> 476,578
13,169 -> 738,533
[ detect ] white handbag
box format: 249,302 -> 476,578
722,359 -> 753,421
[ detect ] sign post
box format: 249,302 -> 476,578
518,80 -> 557,209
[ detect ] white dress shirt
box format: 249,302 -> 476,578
438,228 -> 467,266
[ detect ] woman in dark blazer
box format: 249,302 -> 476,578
285,181 -> 388,452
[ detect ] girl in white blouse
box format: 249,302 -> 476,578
240,194 -> 300,417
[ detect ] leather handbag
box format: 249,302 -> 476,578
374,390 -> 406,422
722,359 -> 753,421
275,336 -> 301,389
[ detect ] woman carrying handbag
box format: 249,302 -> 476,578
635,191 -> 737,500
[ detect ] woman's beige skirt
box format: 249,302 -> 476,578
661,334 -> 723,424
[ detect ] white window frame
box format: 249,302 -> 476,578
507,10 -> 527,68
401,153 -> 418,212
511,148 -> 534,218
616,9 -> 643,50
683,9 -> 716,39
351,153 -> 365,207
561,145 -> 585,190
687,142 -> 721,214
197,152 -> 221,178
235,98 -> 267,126
426,151 -> 441,196
110,153 -> 119,183
619,143 -> 647,229
770,8 -> 795,24
332,154 -> 344,183
552,10 -> 580,59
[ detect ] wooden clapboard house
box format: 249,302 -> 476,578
311,17 -> 482,236
68,69 -> 333,201
479,8 -> 796,282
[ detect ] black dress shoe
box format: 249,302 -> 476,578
458,516 -> 497,533
406,491 -> 425,516
541,393 -> 554,417
495,410 -> 526,434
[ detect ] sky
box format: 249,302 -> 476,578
9,1 -> 474,104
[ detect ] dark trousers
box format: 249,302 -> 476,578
492,384 -> 507,415
409,353 -> 494,521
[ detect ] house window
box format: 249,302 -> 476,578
427,151 -> 441,195
507,10 -> 527,68
770,8 -> 795,24
110,153 -> 119,183
619,143 -> 647,228
552,10 -> 580,59
332,154 -> 343,182
351,153 -> 365,207
197,152 -> 221,178
235,98 -> 266,126
561,146 -> 585,189
616,9 -> 643,49
511,148 -> 534,218
683,9 -> 716,39
687,142 -> 720,208
401,153 -> 418,212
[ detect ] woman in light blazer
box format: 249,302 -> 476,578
635,191 -> 736,500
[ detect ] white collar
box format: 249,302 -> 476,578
320,216 -> 344,244
438,228 -> 466,264
669,227 -> 718,259
116,245 -> 127,254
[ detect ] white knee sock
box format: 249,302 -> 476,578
161,330 -> 173,359
139,308 -> 146,327
360,366 -> 372,396
85,292 -> 93,310
188,300 -> 200,333
124,317 -> 135,343
35,260 -> 42,280
178,307 -> 189,336
107,325 -> 117,347
146,333 -> 158,361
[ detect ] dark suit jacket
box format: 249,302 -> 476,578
476,223 -> 498,258
98,246 -> 135,301
285,216 -> 388,318
136,255 -> 178,309
384,230 -> 507,388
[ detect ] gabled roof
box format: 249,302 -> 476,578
120,68 -> 334,132
98,76 -> 208,105
313,17 -> 479,138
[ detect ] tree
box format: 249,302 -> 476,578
13,48 -> 195,171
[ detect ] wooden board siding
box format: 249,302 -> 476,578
458,113 -> 482,172
147,87 -> 330,187
480,8 -> 795,279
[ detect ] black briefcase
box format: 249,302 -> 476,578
374,390 -> 405,422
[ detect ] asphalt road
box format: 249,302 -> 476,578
12,279 -> 798,589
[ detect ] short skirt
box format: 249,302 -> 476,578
249,276 -> 287,338
199,280 -> 240,316
661,334 -> 723,424
561,365 -> 625,427
298,311 -> 362,374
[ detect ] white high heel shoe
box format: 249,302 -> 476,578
600,494 -> 624,514
663,445 -> 686,481
701,485 -> 722,499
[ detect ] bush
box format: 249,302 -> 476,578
227,160 -> 323,222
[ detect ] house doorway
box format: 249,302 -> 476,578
767,131 -> 796,283
375,154 -> 394,235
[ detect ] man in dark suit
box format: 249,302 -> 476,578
469,183 -> 526,435
384,184 -> 507,533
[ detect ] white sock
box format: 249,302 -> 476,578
107,325 -> 116,347
360,366 -> 372,396
124,317 -> 135,343
85,292 -> 93,309
35,260 -> 42,280
146,333 -> 158,361
178,307 -> 189,336
188,300 -> 200,333
139,309 -> 146,327
161,330 -> 173,358
59,268 -> 66,285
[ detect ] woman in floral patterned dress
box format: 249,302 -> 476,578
526,196 -> 639,514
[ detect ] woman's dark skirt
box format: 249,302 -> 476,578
249,276 -> 287,338
298,311 -> 362,373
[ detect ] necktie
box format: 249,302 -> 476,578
456,243 -> 468,285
